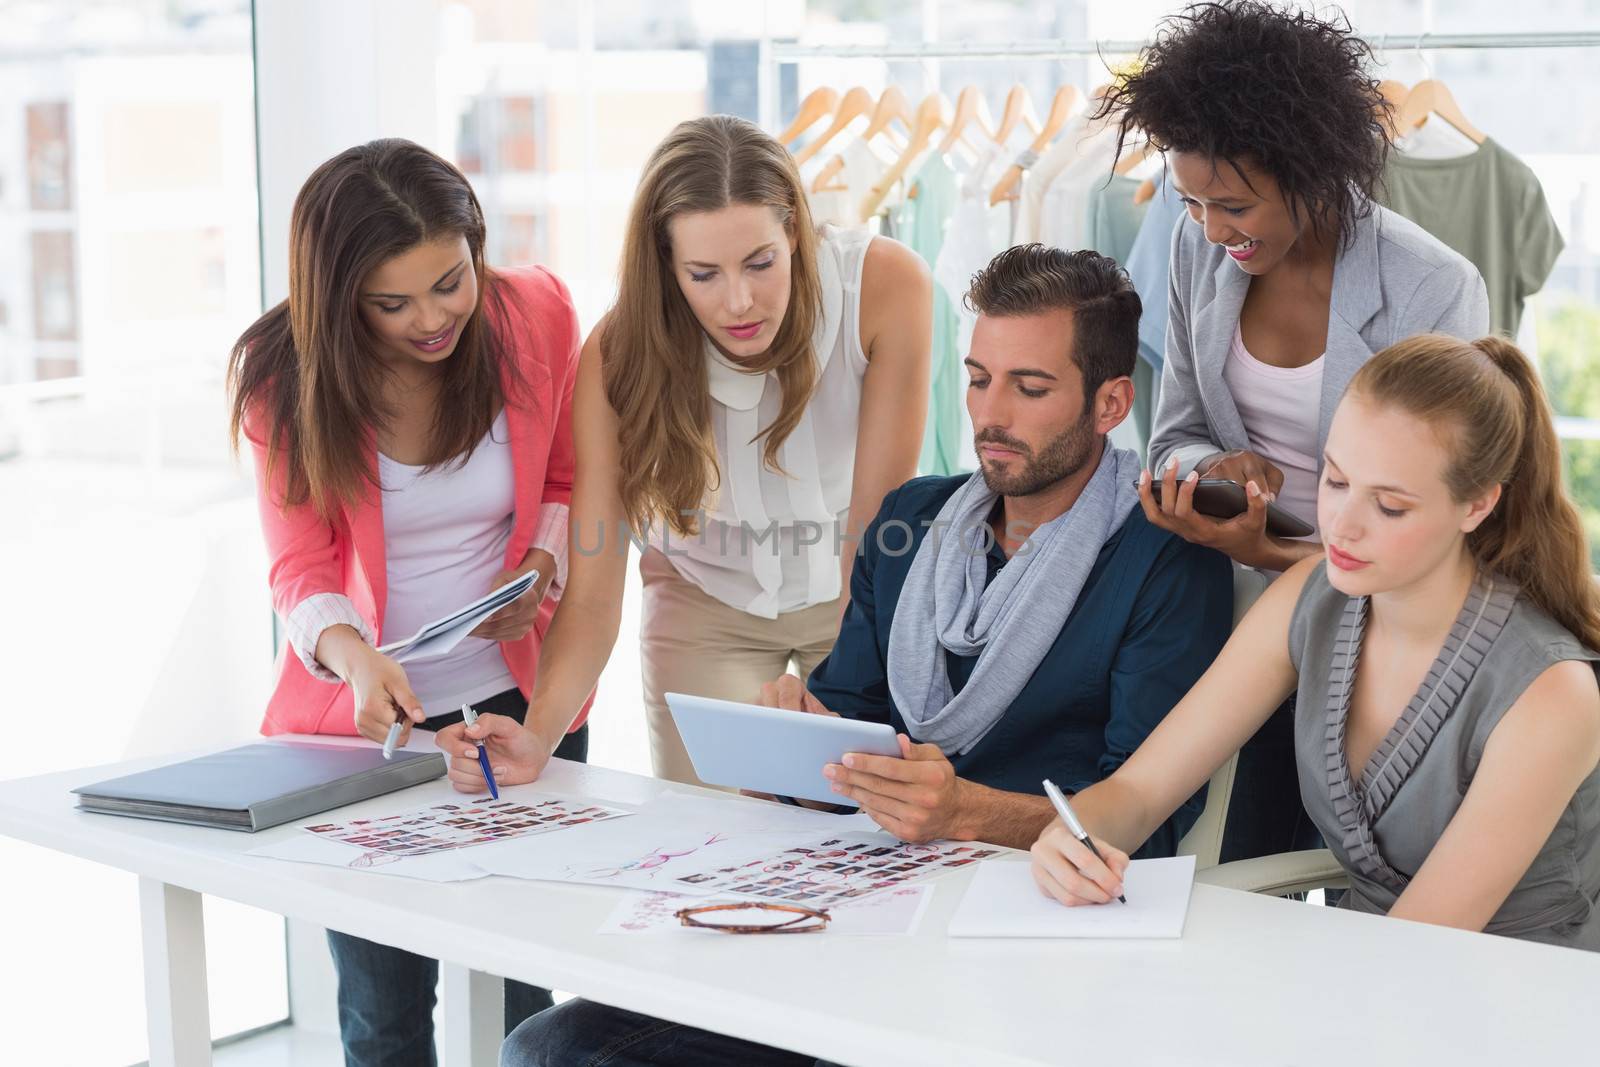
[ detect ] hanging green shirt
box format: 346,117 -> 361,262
1377,138 -> 1563,336
895,153 -> 964,476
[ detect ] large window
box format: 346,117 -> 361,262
0,3 -> 283,1063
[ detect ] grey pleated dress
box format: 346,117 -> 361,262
1289,562 -> 1600,951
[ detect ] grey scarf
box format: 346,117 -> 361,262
886,446 -> 1143,755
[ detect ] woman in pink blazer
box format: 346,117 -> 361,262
228,138 -> 587,1066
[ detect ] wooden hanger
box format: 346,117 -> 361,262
1113,139 -> 1155,177
810,151 -> 847,193
1133,177 -> 1157,206
778,87 -> 840,147
860,92 -> 946,221
794,86 -> 873,167
1375,79 -> 1408,139
811,86 -> 918,198
862,86 -> 914,151
1397,79 -> 1485,144
991,84 -> 1042,145
937,86 -> 993,156
989,84 -> 1081,206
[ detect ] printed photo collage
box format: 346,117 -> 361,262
302,796 -> 630,857
668,833 -> 1003,909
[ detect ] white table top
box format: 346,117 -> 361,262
1,737 -> 1595,1067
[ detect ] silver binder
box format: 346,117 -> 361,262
72,742 -> 446,832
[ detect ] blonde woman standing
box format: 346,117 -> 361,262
437,114 -> 931,786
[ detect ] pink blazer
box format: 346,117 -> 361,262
247,266 -> 592,736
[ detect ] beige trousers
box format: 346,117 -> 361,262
638,548 -> 842,786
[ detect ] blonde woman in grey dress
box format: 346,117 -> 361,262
1030,333 -> 1600,951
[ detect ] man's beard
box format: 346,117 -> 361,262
976,407 -> 1097,497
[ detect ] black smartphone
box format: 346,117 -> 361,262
1136,477 -> 1316,539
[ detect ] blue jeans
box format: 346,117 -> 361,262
327,692 -> 588,1067
501,999 -> 836,1067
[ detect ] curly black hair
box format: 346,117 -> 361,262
1095,1 -> 1389,249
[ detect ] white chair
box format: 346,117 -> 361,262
1176,747 -> 1235,870
1186,564 -> 1349,895
1196,849 -> 1349,895
1176,565 -> 1265,870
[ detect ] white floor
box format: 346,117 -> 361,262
211,1025 -> 344,1067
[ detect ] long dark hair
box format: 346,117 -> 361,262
1352,334 -> 1600,651
228,138 -> 523,517
602,115 -> 823,537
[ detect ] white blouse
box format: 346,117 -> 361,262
648,224 -> 874,619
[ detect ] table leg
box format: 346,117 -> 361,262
440,962 -> 503,1067
138,877 -> 213,1067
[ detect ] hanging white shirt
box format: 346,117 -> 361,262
932,130 -> 1032,471
806,135 -> 899,231
648,225 -> 874,619
1038,124 -> 1120,252
1019,112 -> 1091,242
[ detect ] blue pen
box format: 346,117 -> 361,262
461,703 -> 500,800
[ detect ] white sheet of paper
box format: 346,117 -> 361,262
378,570 -> 537,663
474,795 -> 914,900
388,617 -> 478,665
471,792 -> 873,890
947,855 -> 1196,938
470,812 -> 800,895
249,831 -> 489,882
598,883 -> 934,937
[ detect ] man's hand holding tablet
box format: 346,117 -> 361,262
753,674 -> 973,844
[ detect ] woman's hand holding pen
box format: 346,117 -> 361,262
1030,818 -> 1130,907
436,713 -> 551,793
348,646 -> 425,745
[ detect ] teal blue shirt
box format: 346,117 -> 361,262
896,155 -> 964,476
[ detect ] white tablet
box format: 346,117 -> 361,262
665,693 -> 901,806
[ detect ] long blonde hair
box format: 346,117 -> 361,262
1350,334 -> 1600,650
602,115 -> 822,537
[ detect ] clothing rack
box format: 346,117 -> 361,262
758,30 -> 1600,130
769,31 -> 1600,63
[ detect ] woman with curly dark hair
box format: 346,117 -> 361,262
1104,1 -> 1489,863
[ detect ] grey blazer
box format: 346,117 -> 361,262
1148,203 -> 1490,476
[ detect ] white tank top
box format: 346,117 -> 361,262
648,224 -> 873,618
378,410 -> 519,713
1223,325 -> 1324,538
